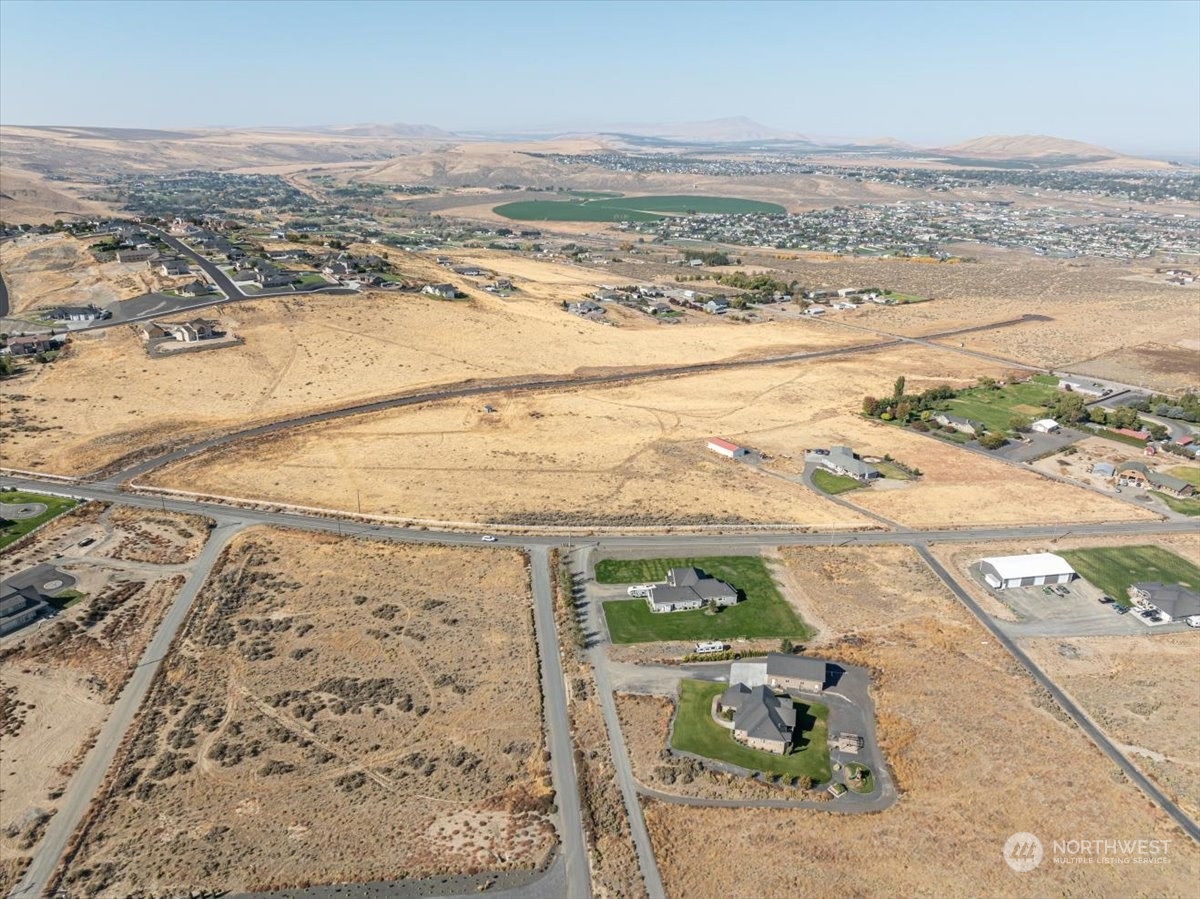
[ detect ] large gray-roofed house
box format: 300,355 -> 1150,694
647,567 -> 739,613
765,653 -> 827,693
0,583 -> 48,637
1129,582 -> 1200,623
718,683 -> 797,754
822,445 -> 879,481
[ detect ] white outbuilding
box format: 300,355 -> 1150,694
707,437 -> 748,459
1030,419 -> 1060,434
979,553 -> 1077,589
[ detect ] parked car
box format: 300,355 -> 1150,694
1098,595 -> 1114,604
1113,605 -> 1129,615
78,537 -> 95,547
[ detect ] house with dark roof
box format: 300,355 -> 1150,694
646,567 -> 738,613
1129,583 -> 1200,624
1115,462 -> 1196,497
765,653 -> 827,693
45,304 -> 103,322
717,683 -> 797,754
0,583 -> 49,637
179,279 -> 213,297
933,412 -> 985,436
422,283 -> 459,299
4,335 -> 55,357
157,258 -> 191,276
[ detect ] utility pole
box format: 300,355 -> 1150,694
356,489 -> 361,515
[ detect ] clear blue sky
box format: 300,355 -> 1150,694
2,0 -> 1197,156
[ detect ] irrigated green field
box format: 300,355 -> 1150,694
671,679 -> 830,781
597,556 -> 811,643
494,195 -> 787,222
0,491 -> 78,550
1059,545 -> 1200,602
945,373 -> 1061,433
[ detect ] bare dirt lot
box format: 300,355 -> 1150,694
147,346 -> 1149,529
0,233 -> 180,315
1023,633 -> 1200,823
61,528 -> 552,896
640,545 -> 1200,898
0,504 -> 207,891
1,285 -> 863,476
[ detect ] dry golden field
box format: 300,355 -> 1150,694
146,346 -> 1150,528
61,528 -> 550,896
1024,634 -> 1200,823
642,546 -> 1200,898
0,287 -> 865,476
0,505 -> 208,890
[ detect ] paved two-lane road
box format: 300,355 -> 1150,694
11,518 -> 248,897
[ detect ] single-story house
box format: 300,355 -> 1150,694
646,567 -> 738,614
765,653 -> 826,693
157,258 -> 191,276
980,553 -> 1077,589
568,300 -> 604,316
933,412 -> 985,436
422,283 -> 458,299
4,335 -> 54,356
1128,582 -> 1200,625
1177,435 -> 1195,447
703,297 -> 730,315
1031,419 -> 1060,434
45,305 -> 102,322
707,437 -> 747,459
1116,462 -> 1196,497
0,583 -> 49,637
179,279 -> 213,297
718,683 -> 796,755
116,247 -> 156,264
821,445 -> 879,481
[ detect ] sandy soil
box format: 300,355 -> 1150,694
147,346 -> 1150,529
1023,633 -> 1200,822
0,233 -> 182,316
0,506 -> 207,875
62,528 -> 552,895
643,591 -> 1200,898
1,284 -> 864,477
1031,436 -> 1200,499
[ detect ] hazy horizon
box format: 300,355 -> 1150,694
2,0 -> 1198,159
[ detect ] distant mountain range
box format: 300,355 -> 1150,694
937,134 -> 1120,160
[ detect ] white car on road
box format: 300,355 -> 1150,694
481,535 -> 498,542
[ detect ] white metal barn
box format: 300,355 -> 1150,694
707,437 -> 748,459
1030,419 -> 1060,434
980,553 -> 1077,589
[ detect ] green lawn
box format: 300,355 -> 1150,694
494,195 -> 786,222
597,556 -> 811,643
874,460 -> 915,480
945,374 -> 1061,433
671,680 -> 830,781
0,492 -> 78,550
293,272 -> 330,286
1151,491 -> 1200,517
48,589 -> 85,610
1059,545 -> 1200,603
1167,467 -> 1200,487
811,469 -> 866,494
